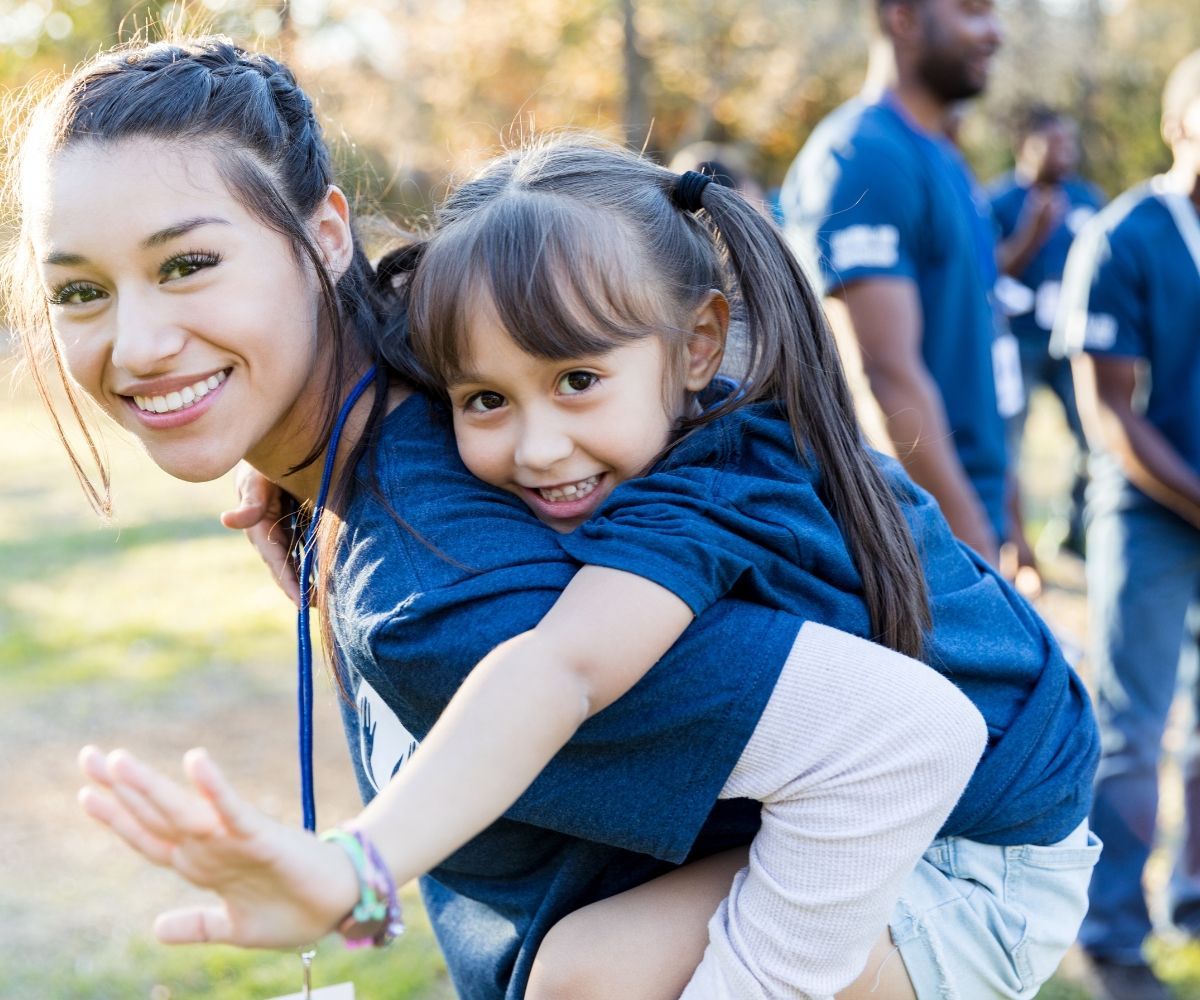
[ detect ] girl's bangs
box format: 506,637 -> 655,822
417,193 -> 666,381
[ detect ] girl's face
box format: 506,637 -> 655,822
30,137 -> 333,486
446,295 -> 725,533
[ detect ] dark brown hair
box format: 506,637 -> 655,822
404,135 -> 932,657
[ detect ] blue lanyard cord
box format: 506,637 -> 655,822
296,365 -> 379,832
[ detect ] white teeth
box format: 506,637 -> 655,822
133,370 -> 226,415
538,475 -> 600,502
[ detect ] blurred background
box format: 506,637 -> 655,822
2,1 -> 1199,997
3,0 -> 1197,216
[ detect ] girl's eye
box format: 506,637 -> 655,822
160,251 -> 221,282
466,391 -> 506,413
559,371 -> 598,395
49,281 -> 106,306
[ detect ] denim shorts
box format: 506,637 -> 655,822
889,821 -> 1102,999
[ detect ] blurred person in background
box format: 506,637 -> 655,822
990,107 -> 1104,561
781,0 -> 1017,571
1054,47 -> 1200,1000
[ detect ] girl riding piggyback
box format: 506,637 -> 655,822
380,136 -> 1101,999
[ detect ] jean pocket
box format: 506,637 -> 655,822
1010,830 -> 1102,991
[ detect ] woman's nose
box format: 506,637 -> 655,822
109,292 -> 187,375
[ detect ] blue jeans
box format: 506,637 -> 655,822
1080,500 -> 1200,961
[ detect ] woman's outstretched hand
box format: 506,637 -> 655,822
220,462 -> 302,607
77,746 -> 358,949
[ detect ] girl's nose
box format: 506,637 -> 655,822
109,293 -> 187,375
513,417 -> 575,473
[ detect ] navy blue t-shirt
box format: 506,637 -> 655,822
561,402 -> 1097,847
1053,181 -> 1200,514
782,96 -> 1010,539
988,173 -> 1104,349
330,392 -> 797,999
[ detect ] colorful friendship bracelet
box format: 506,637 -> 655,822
320,826 -> 404,948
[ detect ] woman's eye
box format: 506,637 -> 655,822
160,251 -> 221,282
466,391 -> 506,413
559,371 -> 598,395
49,282 -> 106,306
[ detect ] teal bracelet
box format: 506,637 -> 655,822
320,827 -> 400,947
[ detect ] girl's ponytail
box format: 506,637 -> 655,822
690,181 -> 932,658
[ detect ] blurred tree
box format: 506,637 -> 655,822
1,0 -> 1196,216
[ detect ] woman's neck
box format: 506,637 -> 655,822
259,376 -> 410,506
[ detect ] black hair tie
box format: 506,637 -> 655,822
672,170 -> 712,213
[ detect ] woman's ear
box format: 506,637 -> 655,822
310,185 -> 354,280
684,291 -> 730,392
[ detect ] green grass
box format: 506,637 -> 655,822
3,890 -> 452,1000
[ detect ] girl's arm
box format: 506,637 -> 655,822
79,566 -> 693,948
355,566 -> 693,881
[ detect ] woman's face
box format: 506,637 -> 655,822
30,137 -> 328,485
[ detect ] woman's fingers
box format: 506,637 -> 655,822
154,906 -> 235,946
219,461 -> 272,529
220,464 -> 302,606
77,785 -> 176,866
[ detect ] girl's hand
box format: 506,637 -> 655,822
77,746 -> 359,949
220,462 -> 302,607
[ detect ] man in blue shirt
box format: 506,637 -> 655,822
990,108 -> 1104,557
1054,48 -> 1200,1000
782,0 -> 1013,567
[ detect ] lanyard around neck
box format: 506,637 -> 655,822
296,365 -> 379,832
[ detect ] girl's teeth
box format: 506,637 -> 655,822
538,476 -> 600,502
134,370 -> 226,414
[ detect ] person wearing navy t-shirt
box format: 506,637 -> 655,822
782,0 -> 1015,567
990,108 -> 1104,557
1053,49 -> 1200,1000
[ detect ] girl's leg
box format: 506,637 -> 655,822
526,850 -> 916,1000
530,623 -> 984,1000
679,623 -> 984,999
525,848 -> 747,1000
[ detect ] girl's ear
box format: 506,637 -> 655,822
684,291 -> 730,392
310,185 -> 354,280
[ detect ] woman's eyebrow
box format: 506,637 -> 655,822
141,216 -> 231,248
41,216 -> 231,266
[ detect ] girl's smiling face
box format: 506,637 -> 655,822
447,294 -> 726,533
30,137 -> 337,487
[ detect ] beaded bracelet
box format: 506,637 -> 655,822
320,826 -> 404,948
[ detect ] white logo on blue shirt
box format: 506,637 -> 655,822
1066,206 -> 1097,235
355,676 -> 419,794
1082,313 -> 1119,350
829,224 -> 900,270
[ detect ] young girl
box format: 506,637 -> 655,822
7,37 -> 1089,1000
